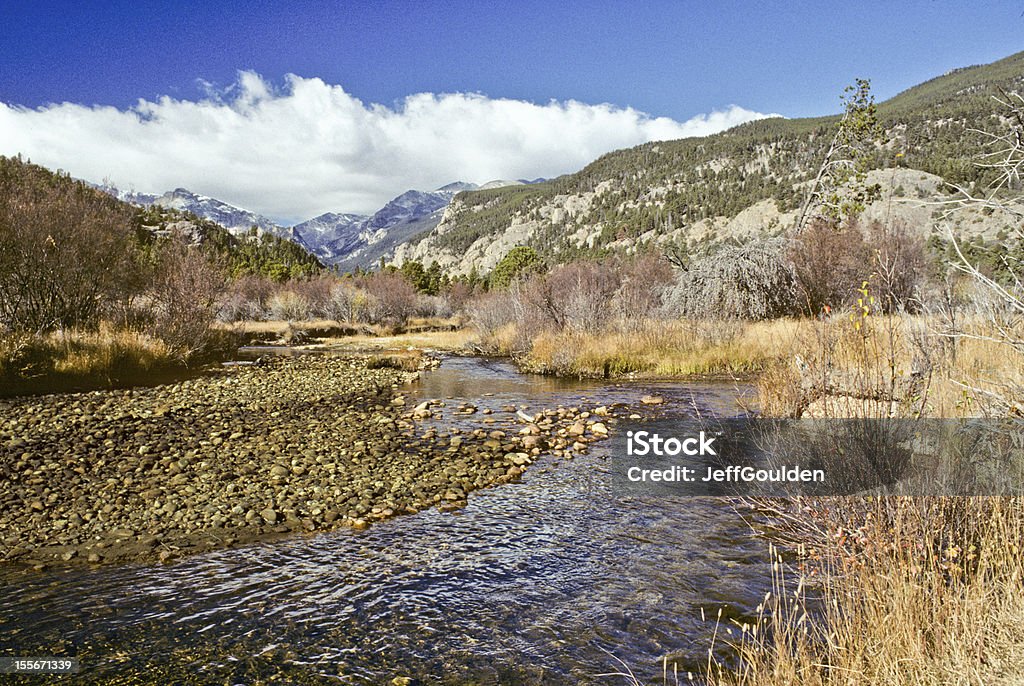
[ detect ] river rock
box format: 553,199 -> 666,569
521,435 -> 543,450
0,354 -> 592,568
507,453 -> 531,466
260,508 -> 278,524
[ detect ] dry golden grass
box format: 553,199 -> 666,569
215,318 -> 355,335
1,324 -> 177,395
712,497 -> 1024,686
929,333 -> 1024,417
365,349 -> 424,371
218,316 -> 460,335
471,311 -> 1023,416
315,327 -> 476,353
754,313 -> 1024,418
219,317 -> 465,350
513,319 -> 802,378
494,312 -> 1023,684
49,326 -> 172,376
710,310 -> 1024,686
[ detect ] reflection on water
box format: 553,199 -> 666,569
0,357 -> 767,684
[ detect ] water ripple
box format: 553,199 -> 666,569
0,357 -> 769,684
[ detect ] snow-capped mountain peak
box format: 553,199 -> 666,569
150,188 -> 284,237
92,178 -> 524,270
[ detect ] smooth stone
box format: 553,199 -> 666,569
260,508 -> 278,524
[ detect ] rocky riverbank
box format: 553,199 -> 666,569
0,354 -> 616,568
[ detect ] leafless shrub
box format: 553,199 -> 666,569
288,276 -> 335,318
465,289 -> 519,338
360,271 -> 418,327
0,158 -> 140,332
443,281 -> 476,313
519,260 -> 621,332
325,280 -> 368,322
471,254 -> 686,348
920,272 -> 974,363
266,289 -> 311,321
613,254 -> 675,330
790,218 -> 870,314
216,291 -> 247,323
146,235 -> 226,360
414,294 -> 451,319
867,219 -> 928,313
217,275 -> 276,322
666,237 -> 801,320
220,276 -> 347,323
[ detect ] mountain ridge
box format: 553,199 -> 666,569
387,50 -> 1024,275
95,178 -> 548,268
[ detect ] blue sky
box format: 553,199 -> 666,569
3,1 -> 1021,118
1,1 -> 1022,221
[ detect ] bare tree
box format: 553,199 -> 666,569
147,234 -> 227,361
613,254 -> 675,330
325,280 -> 368,323
360,271 -> 418,327
519,260 -> 621,333
867,219 -> 927,314
939,90 -> 1024,414
943,90 -> 1024,220
667,237 -> 801,320
0,158 -> 140,331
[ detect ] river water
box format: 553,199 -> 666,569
0,357 -> 771,684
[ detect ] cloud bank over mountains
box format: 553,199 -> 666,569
0,71 -> 774,222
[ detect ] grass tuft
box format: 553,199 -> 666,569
1,324 -> 180,396
492,319 -> 801,379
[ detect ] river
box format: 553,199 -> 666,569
0,356 -> 771,684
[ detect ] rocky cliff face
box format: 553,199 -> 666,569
84,51 -> 1024,278
387,51 -> 1024,275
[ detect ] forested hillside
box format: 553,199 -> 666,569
395,51 -> 1024,272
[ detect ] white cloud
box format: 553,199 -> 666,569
0,72 -> 775,223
